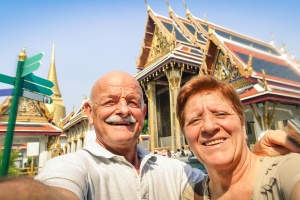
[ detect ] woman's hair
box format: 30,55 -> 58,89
176,75 -> 245,129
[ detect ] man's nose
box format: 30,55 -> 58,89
115,98 -> 130,116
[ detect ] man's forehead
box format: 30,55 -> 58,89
98,85 -> 142,97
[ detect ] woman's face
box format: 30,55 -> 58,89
183,91 -> 247,169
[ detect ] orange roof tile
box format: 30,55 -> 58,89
0,122 -> 62,136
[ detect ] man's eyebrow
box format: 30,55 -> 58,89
97,94 -> 118,99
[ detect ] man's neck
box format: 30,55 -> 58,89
96,138 -> 141,173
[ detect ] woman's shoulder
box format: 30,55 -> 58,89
182,176 -> 209,200
253,153 -> 300,199
263,152 -> 300,165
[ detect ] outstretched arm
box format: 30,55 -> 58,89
0,177 -> 78,200
292,181 -> 300,200
252,130 -> 300,156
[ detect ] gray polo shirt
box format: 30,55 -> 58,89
36,141 -> 204,200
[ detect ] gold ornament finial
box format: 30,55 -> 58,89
144,0 -> 151,12
166,0 -> 169,6
182,0 -> 187,8
19,47 -> 27,61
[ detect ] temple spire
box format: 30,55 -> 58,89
45,43 -> 66,125
48,43 -> 62,98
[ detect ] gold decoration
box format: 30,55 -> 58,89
0,97 -> 12,115
19,48 -> 27,61
187,10 -> 208,39
167,25 -> 176,48
165,62 -> 183,90
250,104 -> 263,130
39,101 -> 54,121
51,143 -> 64,157
199,61 -> 208,76
245,55 -> 253,74
17,98 -> 40,116
214,52 -> 229,81
257,69 -> 270,91
251,101 -> 279,131
147,27 -> 174,64
80,131 -> 85,139
168,5 -> 198,44
208,27 -> 252,77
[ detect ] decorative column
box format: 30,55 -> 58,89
165,62 -> 184,151
71,139 -> 76,153
143,81 -> 159,152
76,137 -> 82,150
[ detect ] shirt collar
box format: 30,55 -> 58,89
83,139 -> 157,163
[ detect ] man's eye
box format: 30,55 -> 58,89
128,101 -> 140,107
103,100 -> 116,107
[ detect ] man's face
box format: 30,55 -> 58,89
85,74 -> 146,151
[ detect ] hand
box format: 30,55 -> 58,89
0,177 -> 79,200
251,130 -> 300,156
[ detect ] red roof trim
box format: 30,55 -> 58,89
225,42 -> 289,66
0,131 -> 61,136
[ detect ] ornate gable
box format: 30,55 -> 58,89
146,26 -> 174,65
0,97 -> 53,123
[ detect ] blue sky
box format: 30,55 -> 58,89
1,0 -> 299,115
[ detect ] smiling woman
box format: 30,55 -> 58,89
177,75 -> 300,200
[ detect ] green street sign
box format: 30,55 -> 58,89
22,61 -> 41,77
24,73 -> 54,88
24,52 -> 44,67
0,74 -> 15,85
22,81 -> 53,96
21,90 -> 53,104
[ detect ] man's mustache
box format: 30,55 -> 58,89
105,115 -> 137,124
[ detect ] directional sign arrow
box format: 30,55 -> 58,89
22,81 -> 53,96
0,74 -> 15,85
21,90 -> 53,104
24,52 -> 44,67
24,73 -> 54,88
22,61 -> 41,77
0,88 -> 13,97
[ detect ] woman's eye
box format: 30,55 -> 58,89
189,118 -> 201,125
215,112 -> 228,117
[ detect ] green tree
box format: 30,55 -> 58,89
0,149 -> 20,176
141,119 -> 148,135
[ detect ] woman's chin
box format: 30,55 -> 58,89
201,155 -> 233,168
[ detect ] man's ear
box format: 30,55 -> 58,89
142,104 -> 147,117
83,101 -> 94,125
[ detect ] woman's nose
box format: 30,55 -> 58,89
201,115 -> 217,134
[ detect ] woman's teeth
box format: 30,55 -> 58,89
205,139 -> 225,146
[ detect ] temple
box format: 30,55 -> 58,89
133,2 -> 300,151
0,45 -> 66,170
0,2 -> 299,170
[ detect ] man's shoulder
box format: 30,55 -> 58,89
45,149 -> 91,165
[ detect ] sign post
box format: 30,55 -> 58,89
0,49 -> 51,176
1,49 -> 26,176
